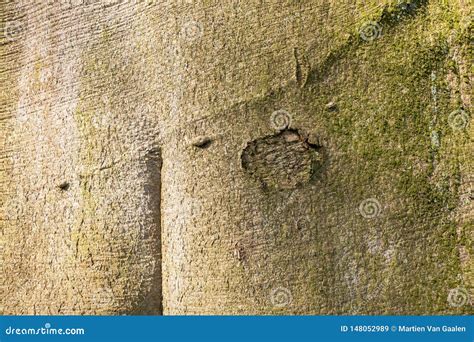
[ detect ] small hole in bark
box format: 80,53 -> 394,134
192,136 -> 212,149
325,101 -> 338,111
58,182 -> 70,191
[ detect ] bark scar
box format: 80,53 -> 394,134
241,129 -> 323,189
294,47 -> 310,88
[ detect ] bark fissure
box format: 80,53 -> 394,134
143,147 -> 163,315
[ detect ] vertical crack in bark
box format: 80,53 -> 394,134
144,147 -> 163,314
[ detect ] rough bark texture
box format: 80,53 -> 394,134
1,0 -> 472,315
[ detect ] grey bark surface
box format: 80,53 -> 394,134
1,0 -> 472,315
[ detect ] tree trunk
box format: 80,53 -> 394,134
1,0 -> 472,315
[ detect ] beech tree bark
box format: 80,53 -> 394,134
1,0 -> 472,315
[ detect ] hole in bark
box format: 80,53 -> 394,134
191,136 -> 212,149
241,129 -> 324,189
58,182 -> 70,191
325,101 -> 338,111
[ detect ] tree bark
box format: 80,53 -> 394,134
1,0 -> 472,315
